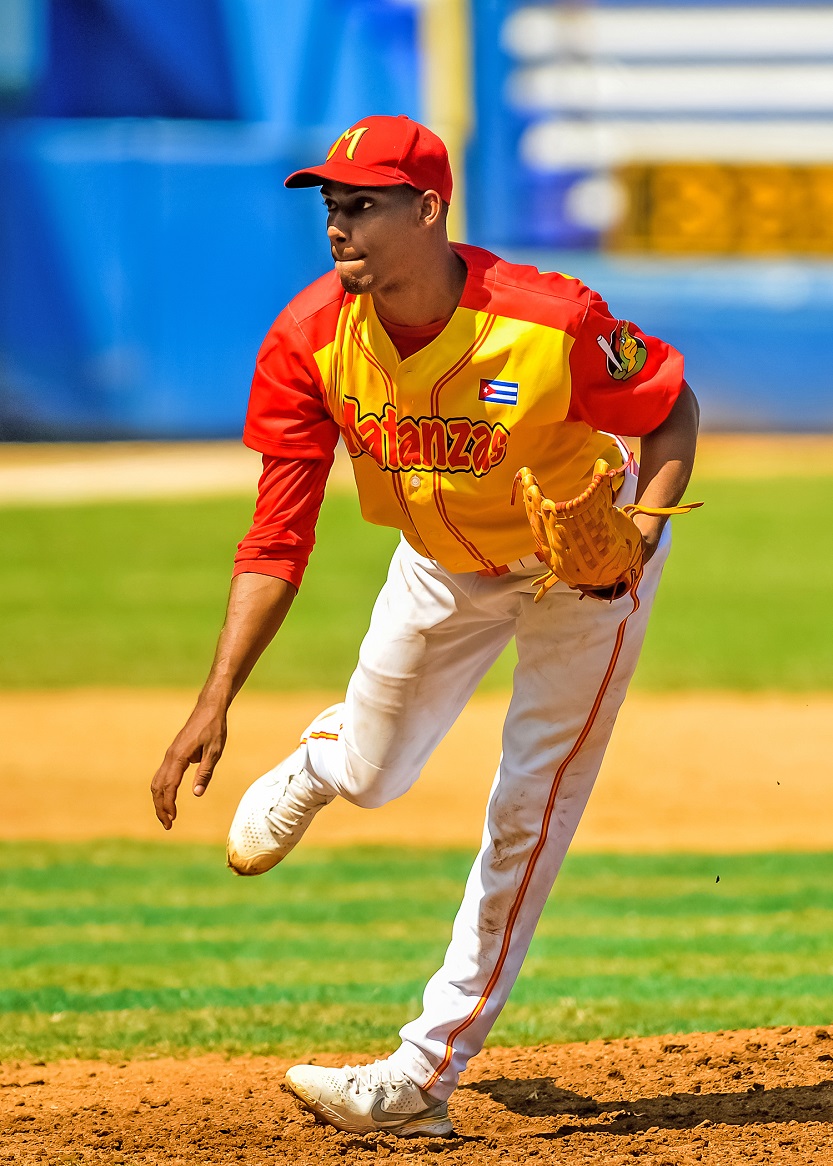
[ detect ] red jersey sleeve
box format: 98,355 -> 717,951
232,453 -> 333,590
243,303 -> 340,460
567,289 -> 685,436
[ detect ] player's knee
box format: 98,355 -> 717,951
339,784 -> 394,810
340,752 -> 414,809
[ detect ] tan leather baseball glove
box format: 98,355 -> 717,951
512,459 -> 703,602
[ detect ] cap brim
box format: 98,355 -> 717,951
284,159 -> 408,190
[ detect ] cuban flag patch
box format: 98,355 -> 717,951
478,378 -> 519,406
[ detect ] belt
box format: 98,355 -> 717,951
478,551 -> 545,577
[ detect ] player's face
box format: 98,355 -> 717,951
321,182 -> 427,296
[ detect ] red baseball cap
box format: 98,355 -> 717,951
284,114 -> 453,203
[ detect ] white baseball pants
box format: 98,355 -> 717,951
301,488 -> 670,1100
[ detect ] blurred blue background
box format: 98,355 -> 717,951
1,0 -> 831,438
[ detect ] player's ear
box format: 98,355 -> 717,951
418,189 -> 444,228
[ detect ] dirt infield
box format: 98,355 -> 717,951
3,1027 -> 832,1164
2,689 -> 832,852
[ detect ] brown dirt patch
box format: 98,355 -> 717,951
0,443 -> 264,506
684,433 -> 833,480
2,1027 -> 831,1164
0,441 -> 350,506
2,690 -> 832,852
1,433 -> 830,508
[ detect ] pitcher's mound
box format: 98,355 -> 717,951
3,1026 -> 831,1164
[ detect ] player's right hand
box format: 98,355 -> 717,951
150,702 -> 228,830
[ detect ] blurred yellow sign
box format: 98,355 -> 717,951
611,163 -> 833,255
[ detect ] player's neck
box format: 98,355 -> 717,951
370,245 -> 467,327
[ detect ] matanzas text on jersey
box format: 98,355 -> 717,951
341,397 -> 510,476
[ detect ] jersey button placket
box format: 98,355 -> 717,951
393,372 -> 419,493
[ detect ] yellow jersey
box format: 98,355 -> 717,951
243,244 -> 684,575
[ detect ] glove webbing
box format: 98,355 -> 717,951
512,461 -> 703,602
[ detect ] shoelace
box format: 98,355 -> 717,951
264,770 -> 329,832
343,1061 -> 409,1096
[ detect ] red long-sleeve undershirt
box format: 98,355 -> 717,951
232,453 -> 332,590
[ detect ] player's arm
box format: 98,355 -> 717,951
151,447 -> 334,830
151,574 -> 296,829
631,382 -> 700,561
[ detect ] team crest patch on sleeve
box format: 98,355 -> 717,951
479,378 -> 519,405
597,322 -> 647,382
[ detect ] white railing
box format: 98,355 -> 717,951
502,6 -> 833,61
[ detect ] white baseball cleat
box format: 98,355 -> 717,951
226,745 -> 334,876
284,1060 -> 453,1136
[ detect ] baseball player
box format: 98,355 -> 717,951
151,115 -> 699,1138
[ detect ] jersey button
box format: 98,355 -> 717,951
409,474 -> 421,489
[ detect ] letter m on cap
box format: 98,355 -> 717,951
327,126 -> 368,162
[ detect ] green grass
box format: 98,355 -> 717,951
637,475 -> 833,689
0,489 -> 398,691
1,842 -> 832,1060
1,476 -> 832,691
